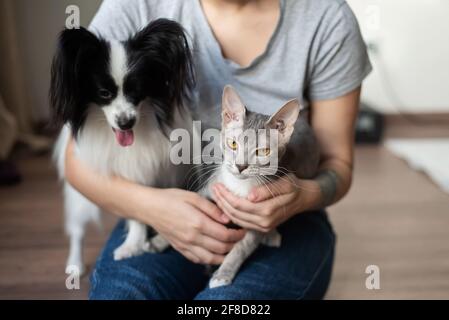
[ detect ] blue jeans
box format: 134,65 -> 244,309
89,210 -> 335,300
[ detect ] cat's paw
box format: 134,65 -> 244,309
113,243 -> 147,261
145,243 -> 158,254
147,235 -> 170,253
209,273 -> 233,288
262,231 -> 282,247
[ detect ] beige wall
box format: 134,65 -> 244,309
12,0 -> 102,122
347,0 -> 449,114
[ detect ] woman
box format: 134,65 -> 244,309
65,0 -> 371,299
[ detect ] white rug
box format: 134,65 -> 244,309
385,138 -> 449,194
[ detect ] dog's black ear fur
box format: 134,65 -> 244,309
49,27 -> 108,136
126,19 -> 195,126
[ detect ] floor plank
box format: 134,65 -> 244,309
1,131 -> 448,299
0,154 -> 116,299
326,143 -> 449,299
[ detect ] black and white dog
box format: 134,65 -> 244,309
50,19 -> 194,274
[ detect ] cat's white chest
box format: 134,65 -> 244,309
216,168 -> 260,198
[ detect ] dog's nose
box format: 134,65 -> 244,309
236,165 -> 248,173
117,116 -> 136,131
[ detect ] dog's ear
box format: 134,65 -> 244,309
126,19 -> 195,125
49,27 -> 106,135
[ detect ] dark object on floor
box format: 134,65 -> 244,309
0,160 -> 22,186
355,103 -> 384,144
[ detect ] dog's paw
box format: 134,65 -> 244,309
209,273 -> 233,288
113,243 -> 146,261
65,263 -> 85,276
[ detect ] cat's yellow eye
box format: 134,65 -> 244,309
256,148 -> 271,157
227,138 -> 238,151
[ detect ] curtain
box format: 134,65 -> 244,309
0,0 -> 51,159
0,95 -> 17,159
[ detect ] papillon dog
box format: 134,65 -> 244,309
50,19 -> 194,274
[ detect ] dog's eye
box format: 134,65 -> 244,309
98,89 -> 112,99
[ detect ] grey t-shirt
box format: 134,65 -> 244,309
89,0 -> 372,129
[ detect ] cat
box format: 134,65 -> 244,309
200,85 -> 320,288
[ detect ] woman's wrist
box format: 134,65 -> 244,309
65,136 -> 165,224
125,183 -> 162,225
293,178 -> 323,213
295,166 -> 352,213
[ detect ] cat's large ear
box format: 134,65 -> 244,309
266,99 -> 301,145
222,85 -> 246,128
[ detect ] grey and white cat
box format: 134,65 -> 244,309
200,85 -> 320,288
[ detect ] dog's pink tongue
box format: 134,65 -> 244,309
114,129 -> 134,147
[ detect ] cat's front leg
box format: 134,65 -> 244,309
113,220 -> 149,260
209,231 -> 263,288
147,234 -> 170,253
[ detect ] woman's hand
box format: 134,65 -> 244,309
145,188 -> 246,265
65,137 -> 245,265
212,174 -> 320,233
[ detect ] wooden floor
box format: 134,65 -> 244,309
1,121 -> 448,299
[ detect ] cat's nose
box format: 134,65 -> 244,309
236,165 -> 248,173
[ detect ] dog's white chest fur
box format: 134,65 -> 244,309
57,106 -> 189,188
79,113 -> 171,186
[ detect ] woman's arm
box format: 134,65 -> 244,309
64,139 -> 245,264
65,138 -> 146,220
308,87 -> 360,207
211,88 -> 361,232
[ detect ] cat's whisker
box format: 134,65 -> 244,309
255,176 -> 278,200
185,160 -> 221,173
197,169 -> 220,193
186,166 -> 212,189
271,174 -> 304,190
184,166 -> 206,186
258,175 -> 283,198
270,173 -> 320,193
276,166 -> 295,174
187,165 -> 221,191
272,171 -> 299,186
187,170 -> 214,191
185,163 -> 220,178
191,155 -> 222,161
273,167 -> 316,188
257,175 -> 292,218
